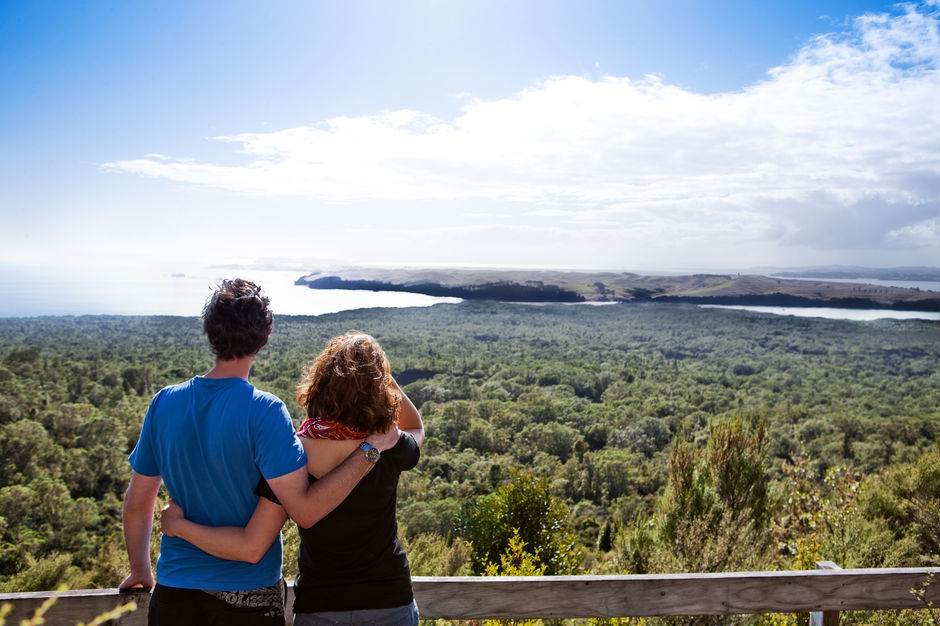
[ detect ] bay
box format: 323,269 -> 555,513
0,267 -> 461,317
701,305 -> 940,321
3,264 -> 938,320
778,276 -> 940,293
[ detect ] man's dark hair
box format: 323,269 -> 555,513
201,279 -> 273,361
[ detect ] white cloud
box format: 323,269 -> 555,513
103,3 -> 940,258
888,216 -> 940,245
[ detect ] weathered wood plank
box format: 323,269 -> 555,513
0,581 -> 302,626
412,569 -> 940,619
0,588 -> 150,626
2,569 -> 939,624
0,587 -> 299,626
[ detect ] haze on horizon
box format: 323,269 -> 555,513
2,0 -> 939,285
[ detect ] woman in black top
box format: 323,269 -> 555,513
162,332 -> 425,625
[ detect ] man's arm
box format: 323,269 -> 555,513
267,428 -> 399,528
160,498 -> 288,564
120,471 -> 162,589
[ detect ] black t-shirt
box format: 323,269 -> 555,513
255,432 -> 420,613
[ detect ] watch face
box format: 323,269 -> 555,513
361,443 -> 380,463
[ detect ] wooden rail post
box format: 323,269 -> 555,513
810,561 -> 842,626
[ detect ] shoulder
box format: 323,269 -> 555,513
145,380 -> 190,411
385,432 -> 420,470
248,389 -> 294,432
250,387 -> 289,411
397,431 -> 418,451
157,378 -> 193,396
247,387 -> 300,452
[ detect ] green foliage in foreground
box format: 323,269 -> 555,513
0,301 -> 938,624
458,470 -> 580,575
623,416 -> 772,576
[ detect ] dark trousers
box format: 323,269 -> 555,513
148,582 -> 286,626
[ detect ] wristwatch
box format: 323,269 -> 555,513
359,441 -> 381,464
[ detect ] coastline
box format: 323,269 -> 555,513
296,268 -> 940,313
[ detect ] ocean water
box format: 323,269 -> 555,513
0,267 -> 460,317
701,305 -> 940,321
2,265 -> 938,321
778,276 -> 940,293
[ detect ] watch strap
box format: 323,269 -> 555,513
359,441 -> 380,464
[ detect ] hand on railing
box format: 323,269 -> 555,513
118,570 -> 154,591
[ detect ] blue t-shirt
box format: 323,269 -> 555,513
129,376 -> 306,591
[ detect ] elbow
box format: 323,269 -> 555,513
291,511 -> 321,530
243,548 -> 266,565
273,498 -> 317,529
286,499 -> 327,529
240,539 -> 273,564
122,499 -> 149,522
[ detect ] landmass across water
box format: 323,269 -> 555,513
296,266 -> 940,312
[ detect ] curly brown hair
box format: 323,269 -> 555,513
296,332 -> 401,433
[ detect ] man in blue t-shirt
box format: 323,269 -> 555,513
120,279 -> 397,625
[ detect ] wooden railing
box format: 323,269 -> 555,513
2,565 -> 938,625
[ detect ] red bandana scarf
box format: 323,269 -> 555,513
297,416 -> 368,440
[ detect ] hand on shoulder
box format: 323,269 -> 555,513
366,426 -> 402,452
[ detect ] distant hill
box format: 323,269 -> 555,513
770,266 -> 940,282
296,267 -> 940,311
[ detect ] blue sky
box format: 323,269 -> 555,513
1,0 -> 938,282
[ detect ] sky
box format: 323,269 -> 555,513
2,0 -> 939,283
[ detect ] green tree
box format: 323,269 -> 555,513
856,445 -> 940,567
0,421 -> 66,486
458,470 -> 581,575
622,416 -> 771,575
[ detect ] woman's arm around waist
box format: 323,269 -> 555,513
160,497 -> 288,564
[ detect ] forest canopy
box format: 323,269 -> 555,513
1,302 -> 938,610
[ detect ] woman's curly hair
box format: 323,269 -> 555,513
296,332 -> 401,433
